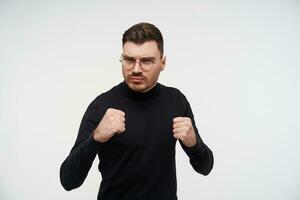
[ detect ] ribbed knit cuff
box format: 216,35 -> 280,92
184,138 -> 206,158
87,133 -> 104,150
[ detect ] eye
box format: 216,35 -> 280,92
140,58 -> 154,65
124,57 -> 135,64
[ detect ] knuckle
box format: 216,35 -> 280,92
106,110 -> 113,117
107,108 -> 113,113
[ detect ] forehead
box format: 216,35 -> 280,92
123,41 -> 160,57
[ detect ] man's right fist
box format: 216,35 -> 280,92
93,108 -> 126,142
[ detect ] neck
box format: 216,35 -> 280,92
139,82 -> 157,93
119,81 -> 161,101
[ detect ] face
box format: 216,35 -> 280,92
121,41 -> 166,93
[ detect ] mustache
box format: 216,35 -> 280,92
127,74 -> 146,79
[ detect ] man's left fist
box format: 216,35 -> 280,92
173,117 -> 197,147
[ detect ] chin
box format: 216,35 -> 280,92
127,82 -> 148,92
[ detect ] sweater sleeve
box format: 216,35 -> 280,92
60,98 -> 105,191
179,95 -> 214,176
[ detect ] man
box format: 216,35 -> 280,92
60,22 -> 214,200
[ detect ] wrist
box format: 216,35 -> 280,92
93,130 -> 108,143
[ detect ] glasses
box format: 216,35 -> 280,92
119,54 -> 156,71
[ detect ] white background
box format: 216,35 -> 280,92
1,0 -> 300,199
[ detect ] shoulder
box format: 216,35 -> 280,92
159,83 -> 192,116
159,83 -> 188,102
87,83 -> 121,109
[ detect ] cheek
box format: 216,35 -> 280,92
122,68 -> 128,79
146,69 -> 161,82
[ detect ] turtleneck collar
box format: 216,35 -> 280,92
118,81 -> 161,101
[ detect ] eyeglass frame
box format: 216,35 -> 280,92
119,54 -> 159,71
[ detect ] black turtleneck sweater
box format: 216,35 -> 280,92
60,82 -> 213,200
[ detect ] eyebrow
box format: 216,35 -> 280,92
122,54 -> 156,60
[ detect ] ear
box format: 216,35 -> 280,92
160,56 -> 166,71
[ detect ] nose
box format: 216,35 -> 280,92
132,61 -> 142,73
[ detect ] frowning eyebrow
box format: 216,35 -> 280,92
122,54 -> 156,60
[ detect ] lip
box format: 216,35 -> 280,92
130,77 -> 144,81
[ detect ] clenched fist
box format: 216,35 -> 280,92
173,117 -> 197,147
93,108 -> 126,142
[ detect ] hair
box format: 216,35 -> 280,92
122,22 -> 164,57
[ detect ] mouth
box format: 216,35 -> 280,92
129,76 -> 145,84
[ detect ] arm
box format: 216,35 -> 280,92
60,99 -> 104,191
177,96 -> 214,175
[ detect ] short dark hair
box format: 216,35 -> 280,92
122,22 -> 164,57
